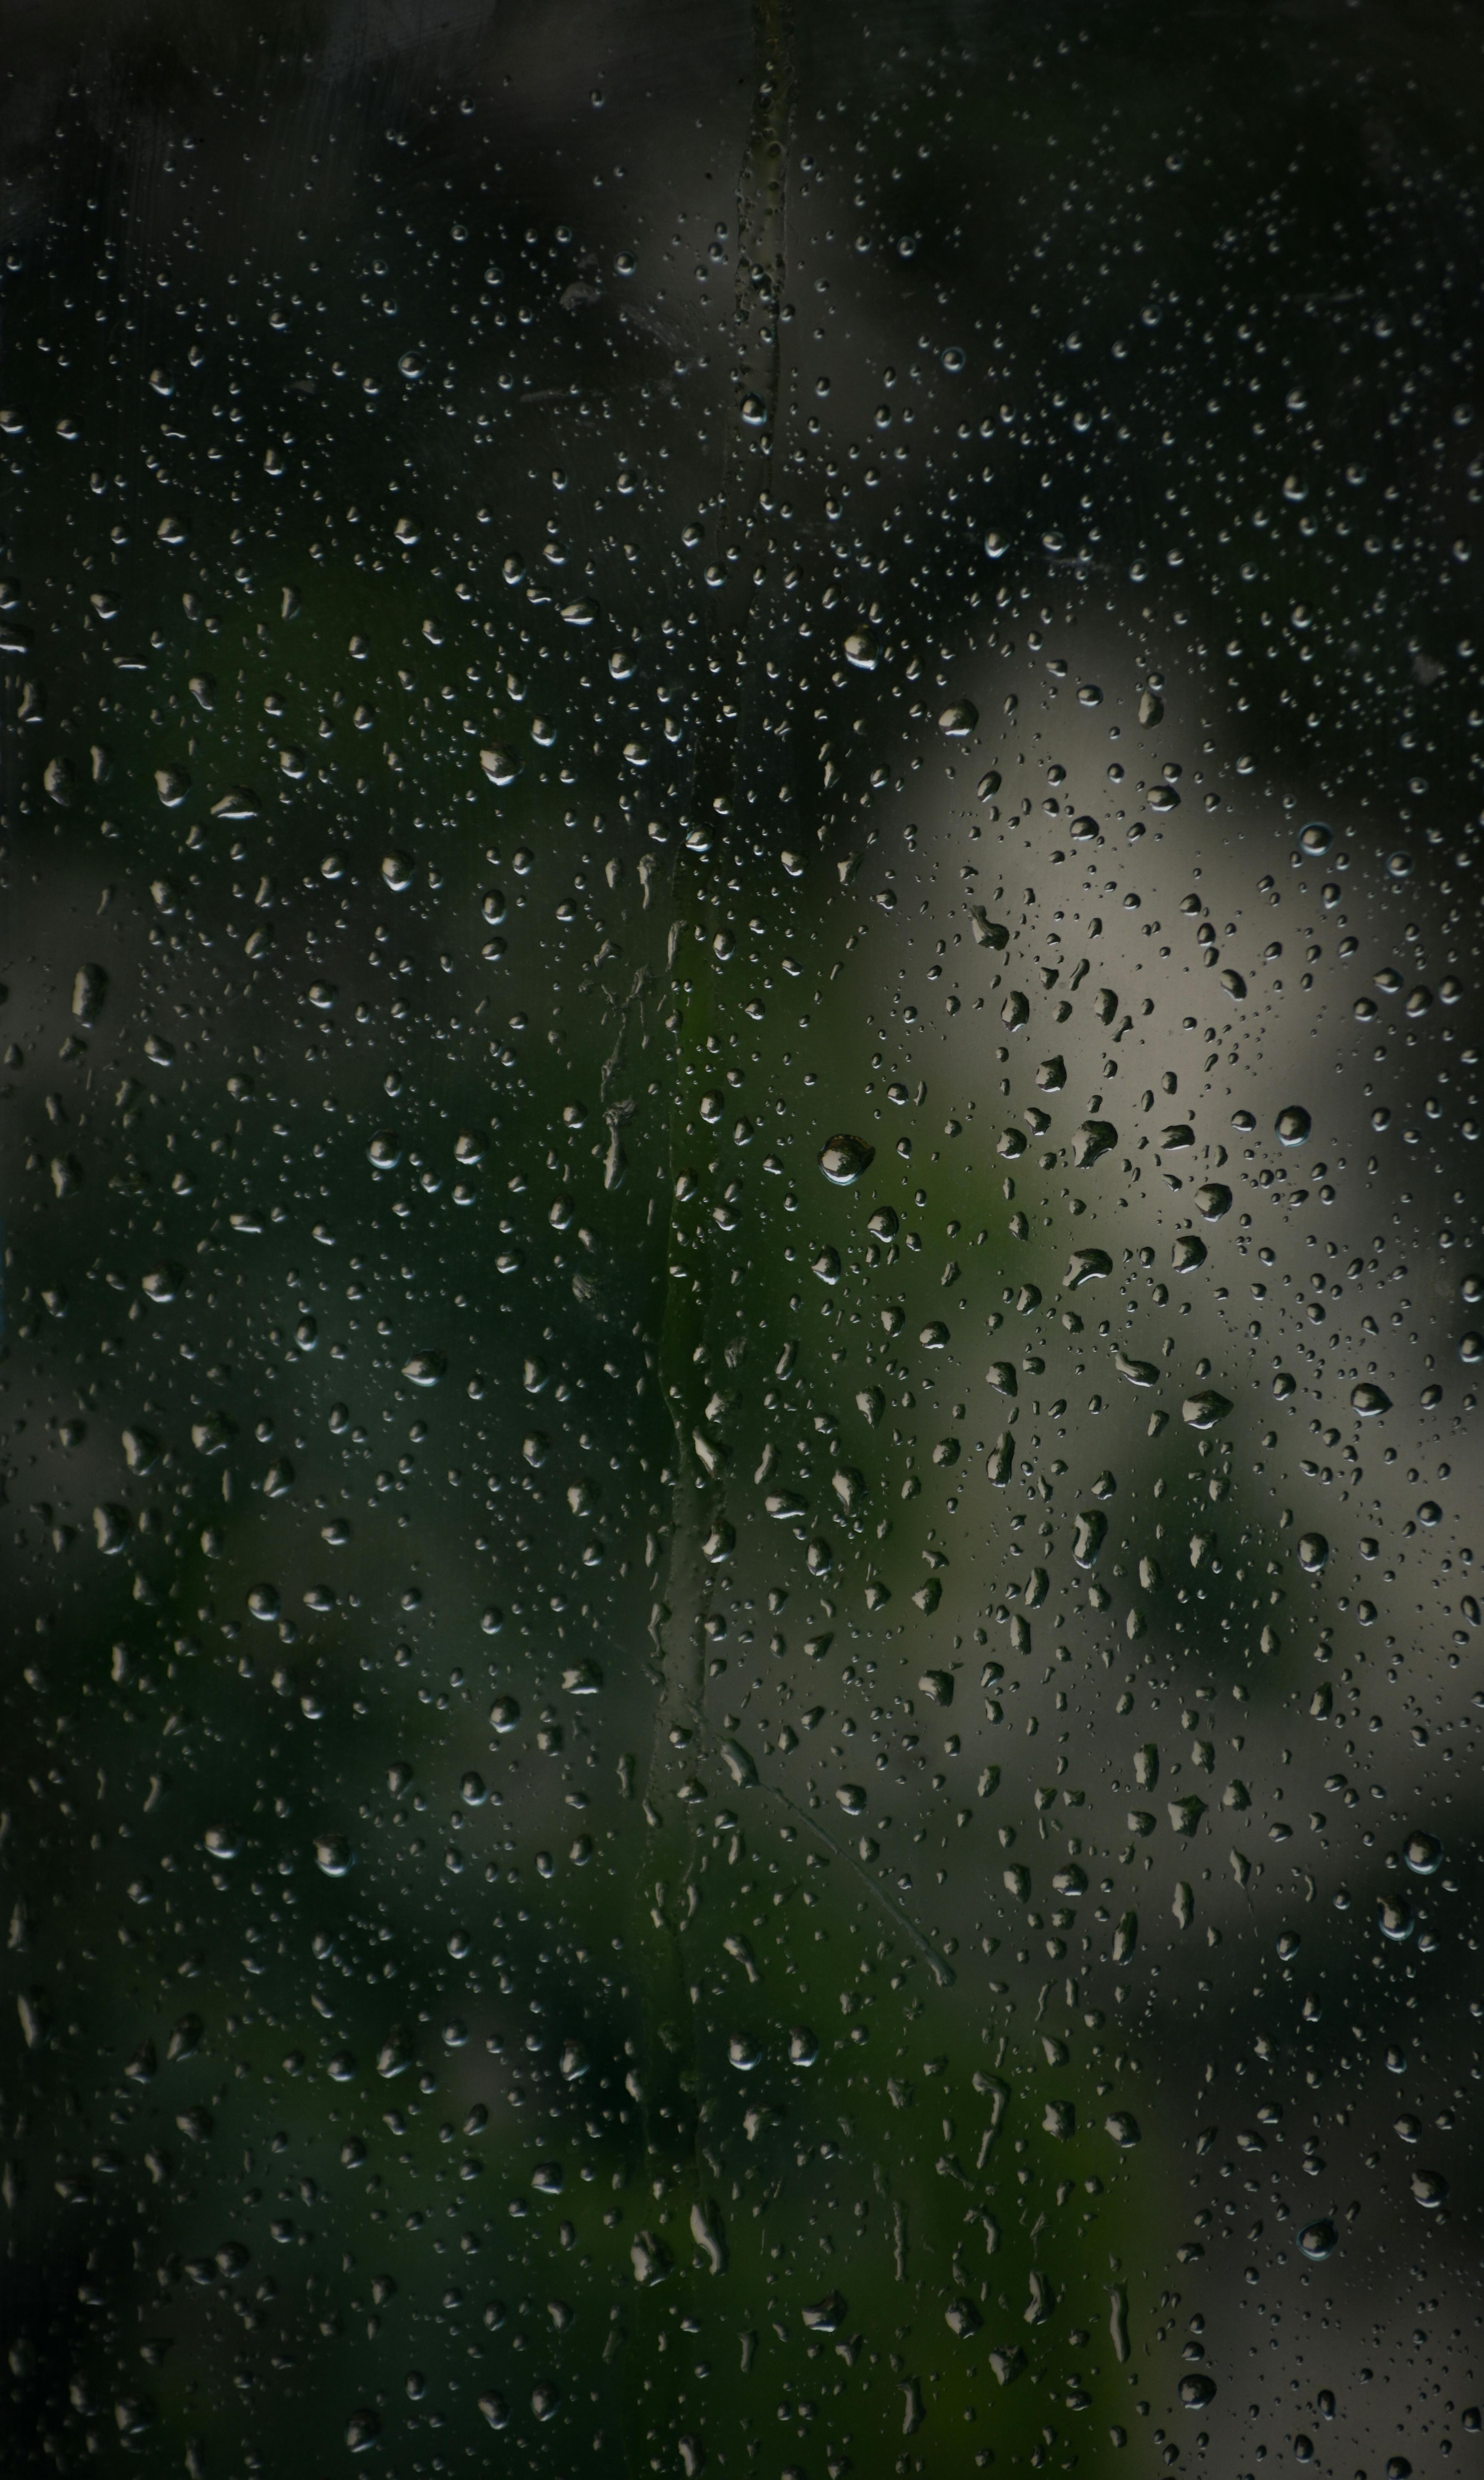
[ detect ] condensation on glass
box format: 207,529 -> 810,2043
1,5 -> 1480,2477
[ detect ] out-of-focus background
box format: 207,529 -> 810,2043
2,3 -> 1482,2475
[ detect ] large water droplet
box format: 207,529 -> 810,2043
818,1132 -> 875,1185
1073,1119 -> 1118,1168
1182,1389 -> 1232,1429
72,962 -> 107,1025
1350,1381 -> 1391,1416
1275,1104 -> 1312,1145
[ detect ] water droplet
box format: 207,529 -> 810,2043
1073,1511 -> 1107,1567
1297,2218 -> 1337,2261
72,962 -> 107,1026
631,2230 -> 672,2284
1073,1119 -> 1118,1168
401,1351 -> 446,1387
843,630 -> 879,669
1350,1382 -> 1391,1417
1404,1829 -> 1443,1874
211,785 -> 260,821
1297,1531 -> 1329,1572
1275,1104 -> 1312,1145
818,1132 -> 875,1185
1182,1390 -> 1232,1429
314,1834 -> 355,1878
938,699 -> 978,737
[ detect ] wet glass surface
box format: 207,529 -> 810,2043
3,6 -> 1483,2476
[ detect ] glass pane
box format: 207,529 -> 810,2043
4,8 -> 1478,2477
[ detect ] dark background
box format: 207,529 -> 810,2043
2,3 -> 1482,2476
